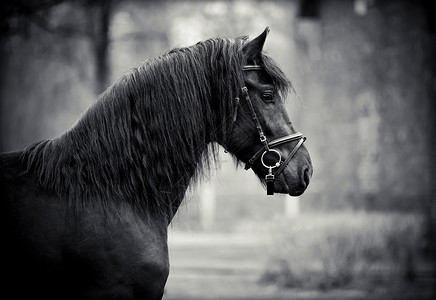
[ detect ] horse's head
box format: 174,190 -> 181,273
225,28 -> 313,196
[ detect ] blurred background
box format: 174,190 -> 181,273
1,0 -> 435,299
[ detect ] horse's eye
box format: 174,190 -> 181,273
261,90 -> 274,102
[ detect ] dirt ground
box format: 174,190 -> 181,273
163,231 -> 435,300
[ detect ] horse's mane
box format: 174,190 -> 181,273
22,35 -> 290,220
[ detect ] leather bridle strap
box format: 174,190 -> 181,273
244,132 -> 304,170
240,66 -> 307,171
242,65 -> 263,71
241,87 -> 269,152
235,64 -> 307,195
274,136 -> 306,176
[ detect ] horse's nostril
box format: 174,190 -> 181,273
303,167 -> 311,187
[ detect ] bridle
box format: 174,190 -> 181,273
227,65 -> 306,195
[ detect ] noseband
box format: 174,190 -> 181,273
229,65 -> 306,195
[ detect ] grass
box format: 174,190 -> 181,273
258,211 -> 430,293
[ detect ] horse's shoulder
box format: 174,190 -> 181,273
61,208 -> 169,299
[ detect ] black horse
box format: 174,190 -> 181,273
0,28 -> 312,299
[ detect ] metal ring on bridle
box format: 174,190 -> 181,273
261,149 -> 282,169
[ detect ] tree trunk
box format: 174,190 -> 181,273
89,0 -> 112,94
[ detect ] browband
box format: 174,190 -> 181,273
242,65 -> 263,71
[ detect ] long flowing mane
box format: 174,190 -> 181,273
22,35 -> 290,220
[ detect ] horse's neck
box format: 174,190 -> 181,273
55,92 -> 208,222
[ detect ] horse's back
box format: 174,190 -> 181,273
1,150 -> 28,200
1,151 -> 168,299
0,150 -> 36,231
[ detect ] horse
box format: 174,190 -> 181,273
0,27 -> 312,299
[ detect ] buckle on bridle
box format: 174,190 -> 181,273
261,149 -> 281,195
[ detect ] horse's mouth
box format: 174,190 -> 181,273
274,183 -> 305,196
275,170 -> 308,197
288,188 -> 305,197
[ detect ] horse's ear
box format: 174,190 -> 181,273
243,27 -> 270,62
